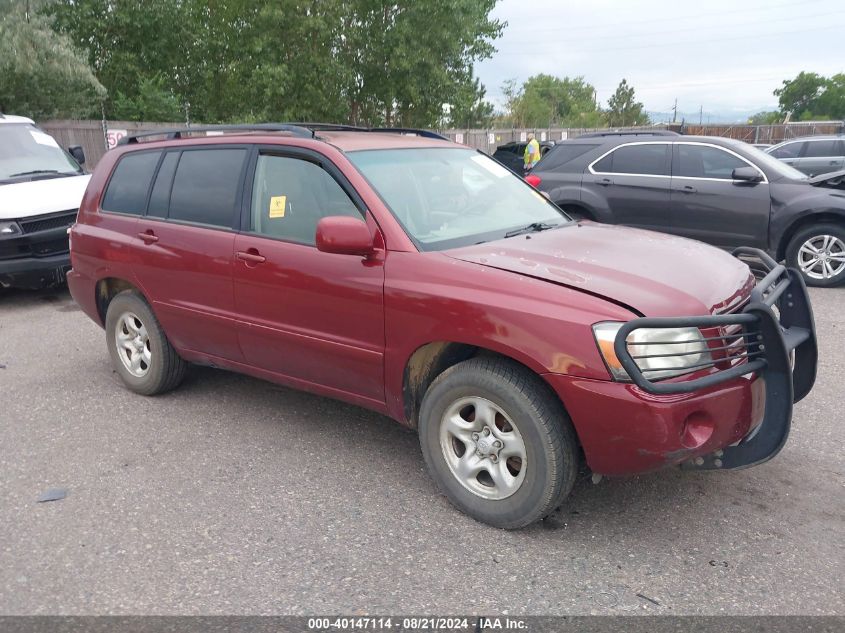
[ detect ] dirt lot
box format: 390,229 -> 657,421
1,285 -> 843,615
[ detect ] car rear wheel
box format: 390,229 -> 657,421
105,290 -> 186,395
418,358 -> 578,529
786,223 -> 845,287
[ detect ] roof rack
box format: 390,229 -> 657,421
118,122 -> 450,146
117,123 -> 314,145
577,130 -> 680,139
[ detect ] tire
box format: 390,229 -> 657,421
418,357 -> 578,529
104,290 -> 186,395
785,223 -> 845,288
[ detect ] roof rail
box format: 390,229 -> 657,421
117,123 -> 313,146
577,130 -> 680,139
116,122 -> 451,147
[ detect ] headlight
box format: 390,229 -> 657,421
593,322 -> 712,381
0,221 -> 22,237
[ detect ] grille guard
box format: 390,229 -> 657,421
613,247 -> 817,470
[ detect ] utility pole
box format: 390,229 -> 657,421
672,98 -> 678,123
699,105 -> 703,125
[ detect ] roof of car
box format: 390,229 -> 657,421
319,130 -> 456,151
770,134 -> 844,145
0,114 -> 35,125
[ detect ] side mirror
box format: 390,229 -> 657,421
68,145 -> 86,165
732,166 -> 763,182
316,216 -> 374,256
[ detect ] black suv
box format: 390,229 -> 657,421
528,131 -> 845,287
492,140 -> 555,174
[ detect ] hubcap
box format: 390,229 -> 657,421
439,397 -> 527,500
797,234 -> 845,281
114,311 -> 151,377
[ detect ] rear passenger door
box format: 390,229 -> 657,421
232,148 -> 385,404
584,142 -> 672,229
795,139 -> 844,176
133,146 -> 249,362
669,142 -> 770,248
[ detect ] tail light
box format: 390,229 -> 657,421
525,174 -> 542,188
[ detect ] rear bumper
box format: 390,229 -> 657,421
66,268 -> 102,326
0,252 -> 70,289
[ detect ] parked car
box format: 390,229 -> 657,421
68,123 -> 816,529
492,140 -> 555,174
765,135 -> 845,176
0,114 -> 89,289
527,131 -> 845,287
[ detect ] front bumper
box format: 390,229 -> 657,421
0,252 -> 70,289
550,247 -> 817,476
0,212 -> 75,289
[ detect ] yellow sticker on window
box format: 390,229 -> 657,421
269,195 -> 287,218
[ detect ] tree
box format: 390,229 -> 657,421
748,110 -> 782,125
0,2 -> 105,119
501,74 -> 603,128
111,76 -> 184,122
445,75 -> 495,128
775,72 -> 829,119
606,79 -> 649,127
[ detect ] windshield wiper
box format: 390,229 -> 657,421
504,221 -> 561,238
9,170 -> 62,177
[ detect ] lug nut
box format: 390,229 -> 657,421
472,432 -> 479,441
493,440 -> 502,448
489,454 -> 498,462
483,427 -> 490,436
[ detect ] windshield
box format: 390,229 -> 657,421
0,124 -> 82,182
348,147 -> 566,250
742,144 -> 808,180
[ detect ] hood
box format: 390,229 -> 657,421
808,169 -> 845,188
0,174 -> 90,220
445,222 -> 755,317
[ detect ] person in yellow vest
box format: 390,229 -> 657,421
523,132 -> 541,172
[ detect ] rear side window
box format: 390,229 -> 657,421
770,142 -> 803,159
803,140 -> 839,158
593,144 -> 669,176
536,143 -> 598,171
169,149 -> 247,227
101,151 -> 161,214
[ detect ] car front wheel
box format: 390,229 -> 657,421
418,358 -> 578,529
105,290 -> 187,395
786,223 -> 845,287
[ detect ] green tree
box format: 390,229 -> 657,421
111,76 -> 184,122
502,74 -> 603,128
606,79 -> 649,127
0,1 -> 105,119
775,72 -> 828,119
445,75 -> 494,128
748,110 -> 782,125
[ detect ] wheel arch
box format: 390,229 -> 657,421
777,211 -> 845,261
95,277 -> 144,325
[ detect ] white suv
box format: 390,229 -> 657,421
0,114 -> 90,289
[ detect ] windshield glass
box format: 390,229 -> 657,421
0,124 -> 82,182
348,147 -> 566,250
743,144 -> 808,180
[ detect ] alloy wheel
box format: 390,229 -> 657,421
797,234 -> 845,281
114,311 -> 151,377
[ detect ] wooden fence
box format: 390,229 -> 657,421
38,119 -> 845,168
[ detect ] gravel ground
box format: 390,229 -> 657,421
1,285 -> 843,615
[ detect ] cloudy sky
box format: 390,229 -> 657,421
475,0 -> 845,122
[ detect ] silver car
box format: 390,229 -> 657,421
766,135 -> 845,177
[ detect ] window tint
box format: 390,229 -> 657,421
770,142 -> 803,159
250,154 -> 361,245
536,143 -> 598,171
147,152 -> 179,218
594,144 -> 669,176
101,151 -> 160,214
803,140 -> 839,158
169,149 -> 246,227
675,144 -> 750,180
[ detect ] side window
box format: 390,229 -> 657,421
147,152 -> 179,218
594,144 -> 669,176
803,140 -> 838,158
249,154 -> 361,245
169,149 -> 247,227
101,151 -> 161,215
675,145 -> 750,180
770,142 -> 803,159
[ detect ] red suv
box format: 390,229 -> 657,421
68,124 -> 818,528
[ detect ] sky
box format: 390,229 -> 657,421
474,0 -> 845,122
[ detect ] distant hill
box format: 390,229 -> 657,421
646,107 -> 779,124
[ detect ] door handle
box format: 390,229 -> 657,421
137,231 -> 159,244
679,185 -> 697,193
236,249 -> 266,264
597,177 -> 613,186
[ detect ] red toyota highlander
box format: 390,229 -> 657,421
68,124 -> 818,528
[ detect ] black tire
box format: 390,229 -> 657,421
785,223 -> 845,288
418,357 -> 578,529
104,290 -> 186,395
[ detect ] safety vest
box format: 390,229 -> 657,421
524,138 -> 541,167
